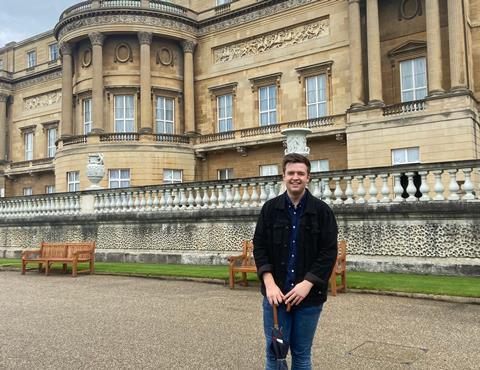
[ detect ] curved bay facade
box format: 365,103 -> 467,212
0,0 -> 479,195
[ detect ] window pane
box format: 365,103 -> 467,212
407,147 -> 420,162
402,91 -> 414,102
392,149 -> 407,164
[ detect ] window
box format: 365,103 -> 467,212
49,44 -> 58,62
260,164 -> 278,176
392,147 -> 420,165
306,75 -> 327,118
47,128 -> 56,157
156,97 -> 174,134
259,85 -> 277,126
83,99 -> 92,134
163,169 -> 182,184
45,185 -> 55,194
114,95 -> 135,132
310,159 -> 329,172
217,0 -> 232,5
217,94 -> 233,132
108,169 -> 130,189
27,50 -> 36,69
400,57 -> 427,102
67,171 -> 80,192
23,188 -> 33,196
24,132 -> 33,160
218,168 -> 234,180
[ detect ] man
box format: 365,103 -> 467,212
253,153 -> 338,370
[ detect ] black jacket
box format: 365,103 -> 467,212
253,190 -> 338,306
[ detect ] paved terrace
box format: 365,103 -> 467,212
1,271 -> 479,369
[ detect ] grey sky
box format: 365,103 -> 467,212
0,1 -> 80,47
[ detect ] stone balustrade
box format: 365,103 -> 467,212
0,160 -> 478,218
383,99 -> 426,116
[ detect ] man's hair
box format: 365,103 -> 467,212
282,153 -> 311,174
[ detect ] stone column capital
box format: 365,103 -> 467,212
138,32 -> 153,45
0,93 -> 9,102
89,32 -> 105,46
181,40 -> 197,54
59,42 -> 73,56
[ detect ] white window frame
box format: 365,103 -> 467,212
108,169 -> 131,189
114,95 -> 135,133
24,132 -> 33,161
27,50 -> 36,69
49,43 -> 58,62
156,96 -> 175,134
163,169 -> 183,184
260,164 -> 278,176
259,85 -> 277,126
217,168 -> 234,180
45,185 -> 55,194
310,159 -> 329,173
67,171 -> 80,192
306,74 -> 327,119
83,98 -> 92,134
23,188 -> 33,196
392,147 -> 420,165
217,94 -> 233,132
400,57 -> 427,102
47,127 -> 56,158
217,0 -> 232,5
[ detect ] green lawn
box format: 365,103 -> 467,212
2,258 -> 479,298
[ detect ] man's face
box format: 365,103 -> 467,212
283,162 -> 310,197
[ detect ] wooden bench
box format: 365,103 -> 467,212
21,242 -> 96,277
227,240 -> 256,289
329,240 -> 347,296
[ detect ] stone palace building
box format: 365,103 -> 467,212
0,0 -> 479,196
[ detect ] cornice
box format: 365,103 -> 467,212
13,68 -> 62,90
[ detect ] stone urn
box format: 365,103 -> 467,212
86,153 -> 105,190
281,128 -> 312,156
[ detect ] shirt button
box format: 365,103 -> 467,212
291,283 -> 294,286
293,240 -> 296,243
291,254 -> 294,258
294,212 -> 296,215
291,269 -> 294,273
293,226 -> 296,229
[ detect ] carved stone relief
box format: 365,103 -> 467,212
82,48 -> 92,68
114,43 -> 133,63
213,19 -> 329,63
23,91 -> 62,111
398,0 -> 423,21
156,47 -> 174,66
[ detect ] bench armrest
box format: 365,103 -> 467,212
72,250 -> 94,257
227,254 -> 245,263
22,249 -> 41,258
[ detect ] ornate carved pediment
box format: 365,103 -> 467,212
388,41 -> 427,59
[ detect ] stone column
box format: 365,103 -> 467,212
60,42 -> 73,138
426,0 -> 444,95
89,32 -> 105,133
182,40 -> 197,135
348,0 -> 364,108
0,93 -> 8,161
138,32 -> 153,133
447,0 -> 468,91
366,0 -> 383,106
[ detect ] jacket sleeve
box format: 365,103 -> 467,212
304,206 -> 338,287
253,205 -> 274,280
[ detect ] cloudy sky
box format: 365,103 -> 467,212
0,1 -> 80,47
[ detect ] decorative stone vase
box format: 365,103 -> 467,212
86,153 -> 105,190
281,128 -> 312,156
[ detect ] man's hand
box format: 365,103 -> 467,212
284,280 -> 314,306
263,273 -> 284,306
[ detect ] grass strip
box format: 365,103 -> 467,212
2,259 -> 479,298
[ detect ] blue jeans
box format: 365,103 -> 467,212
263,298 -> 323,370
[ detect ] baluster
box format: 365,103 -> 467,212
152,189 -> 160,210
216,185 -> 225,209
241,183 -> 250,208
367,174 -> 378,203
159,189 -> 166,210
74,196 -> 80,214
131,190 -> 139,211
344,176 -> 354,204
267,181 -> 277,200
107,193 -> 115,213
126,191 -> 134,212
432,170 -> 445,200
322,178 -> 332,205
146,190 -> 153,211
418,171 -> 431,201
193,187 -> 202,209
233,184 -> 241,208
461,168 -> 475,200
172,189 -> 180,210
208,186 -> 217,209
354,176 -> 365,204
179,188 -> 187,209
114,192 -> 122,212
392,173 -> 404,202
311,178 -> 321,198
69,196 -> 76,214
333,177 -> 343,205
447,169 -> 460,201
201,186 -> 209,209
166,189 -> 173,210
187,188 -> 195,208
250,183 -> 259,208
259,183 -> 267,206
405,172 -> 417,202
225,184 -> 233,208
379,174 -> 390,203
139,190 -> 146,211
121,191 -> 128,212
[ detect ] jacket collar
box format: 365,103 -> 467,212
274,188 -> 317,214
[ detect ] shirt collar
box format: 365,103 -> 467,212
285,191 -> 307,210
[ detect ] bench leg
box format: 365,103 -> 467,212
330,274 -> 337,296
72,261 -> 78,277
229,268 -> 235,289
21,260 -> 26,275
62,264 -> 67,274
89,259 -> 94,274
45,262 -> 50,276
241,272 -> 248,287
38,263 -> 43,273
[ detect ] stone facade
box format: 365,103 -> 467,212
0,0 -> 479,196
